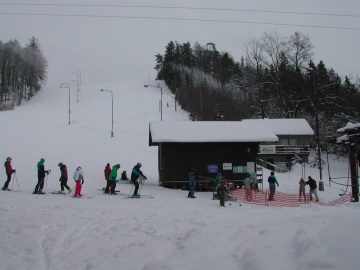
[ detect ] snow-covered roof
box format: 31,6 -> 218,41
242,118 -> 314,136
149,121 -> 279,144
337,122 -> 360,133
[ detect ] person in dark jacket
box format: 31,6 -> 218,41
217,177 -> 228,207
108,164 -> 120,194
58,162 -> 70,193
33,158 -> 49,194
2,157 -> 16,191
268,171 -> 279,201
104,163 -> 112,194
188,168 -> 198,198
130,163 -> 147,198
306,176 -> 319,202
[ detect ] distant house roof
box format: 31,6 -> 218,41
149,121 -> 278,145
243,119 -> 314,136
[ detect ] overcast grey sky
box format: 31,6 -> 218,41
1,0 -> 359,89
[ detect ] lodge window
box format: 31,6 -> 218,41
279,138 -> 297,146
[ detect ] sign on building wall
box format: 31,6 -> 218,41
233,166 -> 246,173
259,145 -> 276,154
207,164 -> 218,174
223,163 -> 232,170
247,162 -> 255,172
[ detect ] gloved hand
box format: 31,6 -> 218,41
277,184 -> 279,187
46,170 -> 50,174
144,176 -> 147,180
13,169 -> 16,173
82,180 -> 84,184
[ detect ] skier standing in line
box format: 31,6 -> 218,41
104,163 -> 111,193
73,166 -> 84,197
108,164 -> 120,194
58,162 -> 71,193
130,163 -> 147,198
33,158 -> 49,194
2,157 -> 16,191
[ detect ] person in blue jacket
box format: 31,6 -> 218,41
268,171 -> 279,201
130,163 -> 147,198
188,168 -> 197,198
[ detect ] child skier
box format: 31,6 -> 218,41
299,177 -> 306,201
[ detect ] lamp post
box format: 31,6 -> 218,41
144,83 -> 163,121
60,83 -> 71,125
304,65 -> 322,183
72,79 -> 79,102
100,89 -> 114,137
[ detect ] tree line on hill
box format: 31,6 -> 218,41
154,30 -> 360,155
0,37 -> 47,110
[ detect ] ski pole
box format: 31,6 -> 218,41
11,173 -> 15,191
138,178 -> 145,195
44,174 -> 49,194
68,185 -> 76,197
14,173 -> 21,192
128,183 -> 135,196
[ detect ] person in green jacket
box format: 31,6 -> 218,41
108,164 -> 120,194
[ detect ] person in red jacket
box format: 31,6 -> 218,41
58,162 -> 70,193
104,163 -> 111,193
2,157 -> 16,191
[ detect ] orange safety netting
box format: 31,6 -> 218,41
231,189 -> 352,207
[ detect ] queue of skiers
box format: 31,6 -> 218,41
2,157 -> 147,198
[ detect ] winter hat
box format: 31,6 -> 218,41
77,166 -> 82,170
271,171 -> 274,175
116,164 -> 120,168
40,158 -> 45,163
58,162 -> 64,167
107,163 -> 110,166
308,176 -> 311,179
137,163 -> 142,167
6,157 -> 12,161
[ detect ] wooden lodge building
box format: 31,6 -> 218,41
149,121 -> 279,188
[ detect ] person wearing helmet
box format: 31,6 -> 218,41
58,162 -> 70,193
107,164 -> 120,194
2,157 -> 16,191
73,166 -> 84,197
33,158 -> 49,194
130,163 -> 147,198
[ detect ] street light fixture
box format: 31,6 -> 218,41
60,83 -> 71,125
100,89 -> 114,137
144,83 -> 163,121
303,65 -> 322,183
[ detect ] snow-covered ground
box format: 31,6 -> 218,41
1,81 -> 359,270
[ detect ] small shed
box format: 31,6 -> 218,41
149,121 -> 278,188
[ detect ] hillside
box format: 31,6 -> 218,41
0,80 -> 359,270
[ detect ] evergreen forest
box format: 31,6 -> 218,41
154,30 -> 360,155
0,37 -> 47,110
